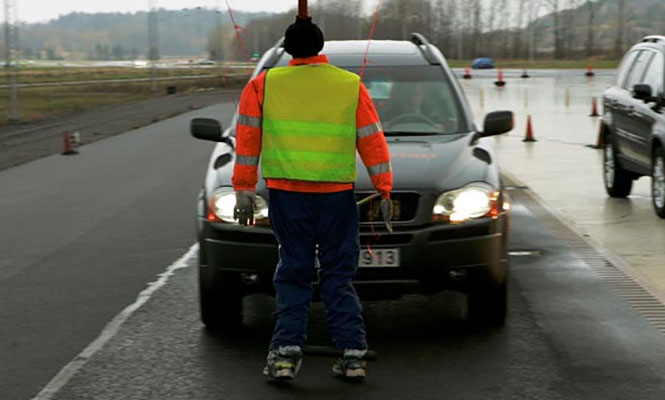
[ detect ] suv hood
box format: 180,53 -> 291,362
209,133 -> 497,197
355,134 -> 494,192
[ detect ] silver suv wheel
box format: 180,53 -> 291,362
603,137 -> 633,198
604,145 -> 615,189
654,151 -> 665,211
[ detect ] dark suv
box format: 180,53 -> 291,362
191,34 -> 514,331
602,35 -> 665,217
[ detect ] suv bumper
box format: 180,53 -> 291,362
199,215 -> 509,298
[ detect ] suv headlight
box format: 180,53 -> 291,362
207,187 -> 269,225
432,183 -> 500,223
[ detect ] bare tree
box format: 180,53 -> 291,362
544,0 -> 564,59
585,0 -> 596,58
450,0 -> 463,59
513,0 -> 528,58
527,0 -> 540,61
499,0 -> 510,58
431,0 -> 450,50
615,0 -> 625,58
470,0 -> 482,59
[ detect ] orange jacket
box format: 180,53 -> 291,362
232,54 -> 393,198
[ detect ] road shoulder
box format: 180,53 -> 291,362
0,89 -> 240,172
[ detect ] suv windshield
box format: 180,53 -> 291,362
348,65 -> 467,135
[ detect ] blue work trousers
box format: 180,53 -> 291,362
268,189 -> 367,351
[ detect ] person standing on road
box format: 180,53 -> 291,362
231,16 -> 393,381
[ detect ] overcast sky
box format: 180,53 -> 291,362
15,0 -> 314,23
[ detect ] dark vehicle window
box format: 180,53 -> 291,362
617,50 -> 640,87
624,51 -> 654,90
642,52 -> 664,96
348,66 -> 467,135
266,61 -> 467,135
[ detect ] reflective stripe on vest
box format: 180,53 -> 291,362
261,64 -> 360,183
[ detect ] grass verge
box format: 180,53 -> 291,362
0,73 -> 249,126
446,59 -> 620,69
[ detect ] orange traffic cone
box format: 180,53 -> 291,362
463,67 -> 472,80
521,69 -> 530,78
61,132 -> 78,155
585,63 -> 595,77
590,97 -> 600,117
494,68 -> 506,87
523,115 -> 536,142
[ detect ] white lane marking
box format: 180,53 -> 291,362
32,243 -> 199,400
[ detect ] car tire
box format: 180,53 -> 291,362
199,265 -> 243,332
603,137 -> 633,198
653,146 -> 665,218
467,280 -> 507,327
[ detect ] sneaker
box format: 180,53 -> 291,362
263,346 -> 303,381
332,349 -> 368,380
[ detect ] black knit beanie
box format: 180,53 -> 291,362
284,17 -> 325,59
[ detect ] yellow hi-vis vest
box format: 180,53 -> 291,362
261,63 -> 360,183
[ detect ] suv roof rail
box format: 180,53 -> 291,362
411,33 -> 430,47
261,37 -> 285,69
275,37 -> 285,48
642,35 -> 665,44
410,33 -> 441,65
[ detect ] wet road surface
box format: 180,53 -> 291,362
459,70 -> 665,300
0,102 -> 234,400
44,188 -> 665,400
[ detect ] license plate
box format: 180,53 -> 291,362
359,248 -> 400,267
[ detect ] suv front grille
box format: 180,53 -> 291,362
356,192 -> 420,223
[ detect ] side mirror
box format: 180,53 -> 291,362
191,118 -> 234,148
633,84 -> 653,102
482,111 -> 514,137
191,118 -> 224,141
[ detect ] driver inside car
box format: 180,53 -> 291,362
384,83 -> 446,132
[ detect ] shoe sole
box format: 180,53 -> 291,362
263,360 -> 301,381
263,368 -> 294,381
332,366 -> 366,380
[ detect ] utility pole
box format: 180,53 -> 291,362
148,0 -> 158,92
4,0 -> 19,123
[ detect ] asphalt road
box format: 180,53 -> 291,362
0,101 -> 235,400
3,101 -> 665,399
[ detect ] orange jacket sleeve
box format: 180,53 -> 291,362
232,72 -> 266,192
356,83 -> 393,199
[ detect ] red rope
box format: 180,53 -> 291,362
359,0 -> 383,78
361,0 -> 385,257
225,0 -> 249,61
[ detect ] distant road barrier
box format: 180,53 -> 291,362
0,72 -> 252,89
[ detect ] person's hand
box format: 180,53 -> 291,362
234,191 -> 256,226
380,198 -> 393,233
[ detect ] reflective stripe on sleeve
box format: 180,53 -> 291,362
367,162 -> 392,176
236,155 -> 259,166
237,114 -> 262,128
356,122 -> 383,139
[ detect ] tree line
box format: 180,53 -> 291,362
3,0 -> 664,62
214,0 -> 665,61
